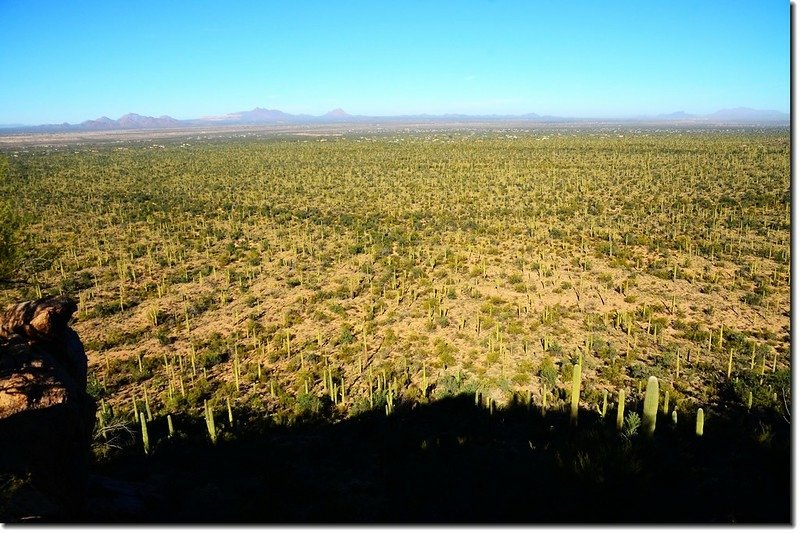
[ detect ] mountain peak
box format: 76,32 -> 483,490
705,107 -> 788,122
324,108 -> 350,118
76,113 -> 179,130
236,108 -> 293,122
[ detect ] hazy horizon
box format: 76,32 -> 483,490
0,1 -> 789,125
0,105 -> 792,128
0,106 -> 788,128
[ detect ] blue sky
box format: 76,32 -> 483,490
0,0 -> 789,124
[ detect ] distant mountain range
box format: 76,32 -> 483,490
0,106 -> 788,132
653,107 -> 789,122
81,113 -> 183,130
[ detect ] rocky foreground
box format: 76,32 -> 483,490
0,296 -> 95,521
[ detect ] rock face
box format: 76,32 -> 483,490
0,296 -> 95,520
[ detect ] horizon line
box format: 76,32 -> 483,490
1,105 -> 791,128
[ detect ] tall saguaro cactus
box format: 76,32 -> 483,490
696,408 -> 705,437
600,390 -> 608,417
642,376 -> 659,437
616,389 -> 626,431
139,412 -> 150,455
204,400 -> 217,444
570,363 -> 581,426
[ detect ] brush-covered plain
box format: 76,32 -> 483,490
0,128 -> 790,521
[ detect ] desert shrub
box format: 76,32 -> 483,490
294,392 -> 322,417
538,356 -> 558,389
629,362 -> 649,380
197,332 -> 229,368
654,349 -> 676,372
433,373 -> 464,399
512,372 -> 531,386
594,338 -> 617,361
336,324 -> 355,346
434,338 -> 456,367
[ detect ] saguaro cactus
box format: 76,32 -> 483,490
696,408 -> 704,437
642,376 -> 659,437
727,349 -> 734,379
204,400 -> 217,444
541,386 -> 548,417
132,393 -> 139,422
616,389 -> 626,431
601,390 -> 608,417
570,363 -> 581,426
144,386 -> 153,422
140,412 -> 150,455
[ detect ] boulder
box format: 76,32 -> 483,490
0,296 -> 95,521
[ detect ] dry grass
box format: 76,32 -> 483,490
0,128 -> 790,429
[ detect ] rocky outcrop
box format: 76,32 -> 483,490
0,296 -> 95,521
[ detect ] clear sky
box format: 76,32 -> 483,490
0,0 -> 790,124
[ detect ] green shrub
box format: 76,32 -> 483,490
294,392 -> 322,417
538,356 -> 558,389
434,338 -> 456,367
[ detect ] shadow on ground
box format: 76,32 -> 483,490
6,393 -> 793,523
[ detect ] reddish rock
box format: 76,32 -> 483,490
0,296 -> 95,521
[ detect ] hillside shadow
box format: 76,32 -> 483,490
18,394 -> 794,524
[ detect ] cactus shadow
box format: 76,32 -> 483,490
75,394 -> 790,523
